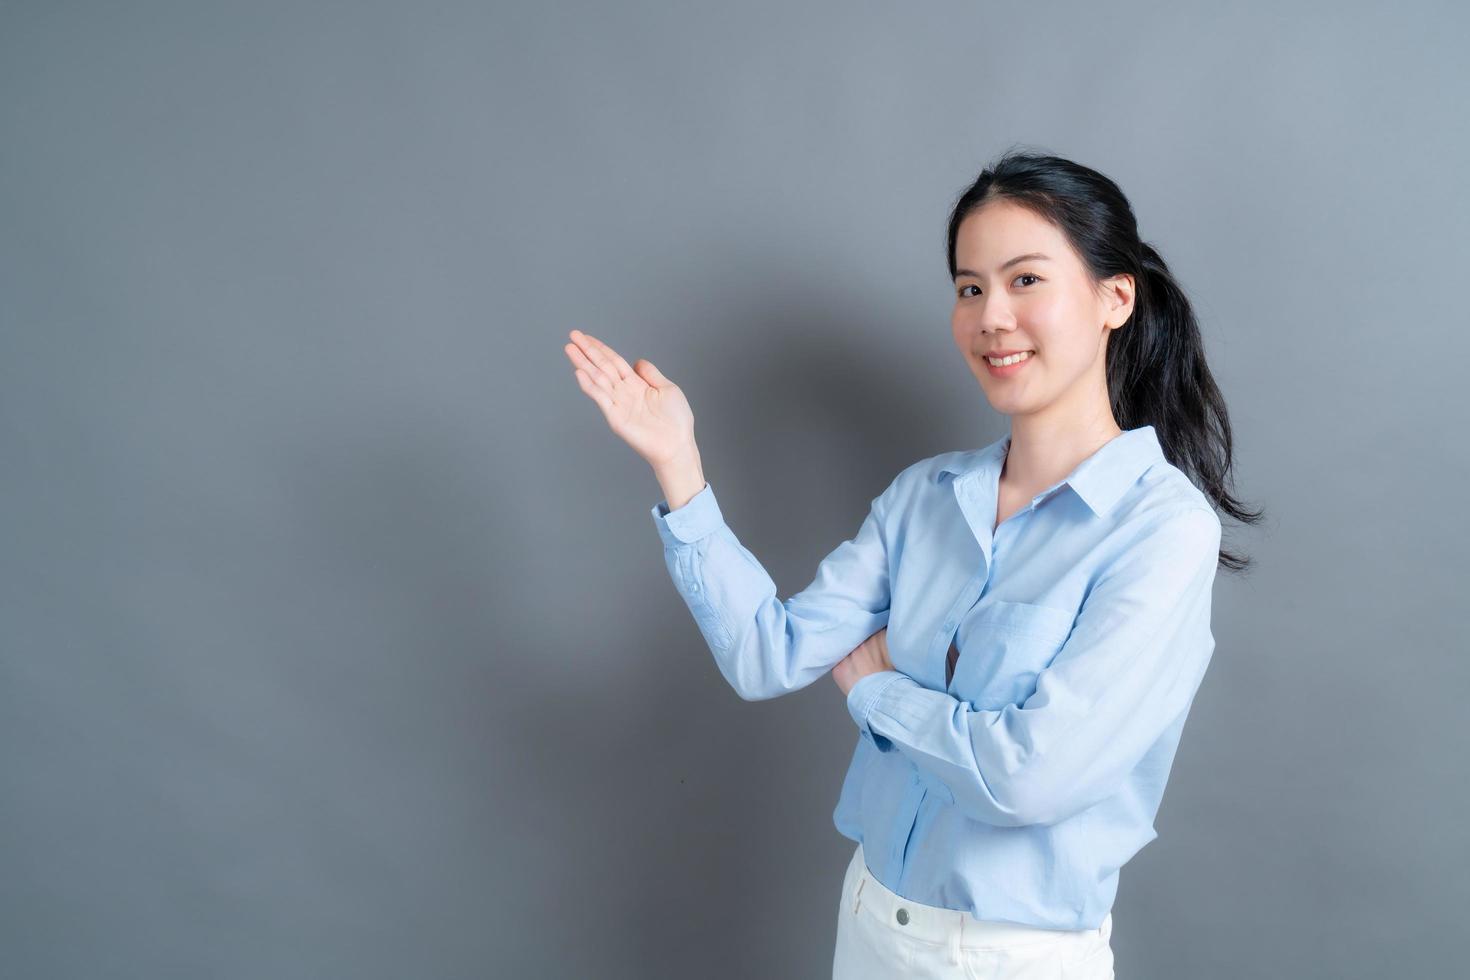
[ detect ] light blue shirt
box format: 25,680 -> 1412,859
649,424 -> 1222,930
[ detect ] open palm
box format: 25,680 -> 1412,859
563,329 -> 696,470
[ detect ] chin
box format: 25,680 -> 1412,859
979,387 -> 1031,415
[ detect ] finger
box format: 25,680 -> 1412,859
580,331 -> 635,380
636,358 -> 670,388
571,333 -> 624,383
572,367 -> 614,415
566,333 -> 609,378
576,330 -> 633,381
565,343 -> 616,395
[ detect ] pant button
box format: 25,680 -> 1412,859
895,908 -> 909,925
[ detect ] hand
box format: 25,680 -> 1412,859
832,628 -> 893,698
564,329 -> 698,471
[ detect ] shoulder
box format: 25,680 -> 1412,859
1112,461 -> 1222,557
1125,456 -> 1217,520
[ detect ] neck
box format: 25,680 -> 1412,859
1004,406 -> 1124,489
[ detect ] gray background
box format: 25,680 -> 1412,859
3,1 -> 1466,977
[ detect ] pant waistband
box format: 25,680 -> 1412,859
847,842 -> 1110,950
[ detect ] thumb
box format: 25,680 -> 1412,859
635,358 -> 670,388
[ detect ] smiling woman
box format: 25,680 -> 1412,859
949,202 -> 1135,435
563,148 -> 1263,980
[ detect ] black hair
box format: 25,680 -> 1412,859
946,147 -> 1263,572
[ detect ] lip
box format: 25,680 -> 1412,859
982,349 -> 1035,378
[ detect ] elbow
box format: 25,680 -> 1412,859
719,666 -> 779,702
733,680 -> 783,702
1005,791 -> 1066,828
948,768 -> 1066,828
991,769 -> 1076,828
716,621 -> 805,702
718,655 -> 791,702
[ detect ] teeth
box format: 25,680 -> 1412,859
986,350 -> 1034,367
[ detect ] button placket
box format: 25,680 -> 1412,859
940,575 -> 985,692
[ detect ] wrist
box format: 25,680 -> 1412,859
653,443 -> 706,512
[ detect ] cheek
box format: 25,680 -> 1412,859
1023,294 -> 1069,332
1024,304 -> 1086,363
950,315 -> 969,347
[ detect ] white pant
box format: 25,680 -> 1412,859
832,842 -> 1115,979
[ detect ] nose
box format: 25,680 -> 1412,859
974,298 -> 1017,335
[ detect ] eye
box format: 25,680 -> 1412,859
955,274 -> 1040,298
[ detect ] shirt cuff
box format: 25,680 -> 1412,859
846,670 -> 910,752
650,482 -> 722,546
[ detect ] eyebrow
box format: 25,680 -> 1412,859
953,253 -> 1052,279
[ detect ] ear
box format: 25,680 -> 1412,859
1101,273 -> 1135,331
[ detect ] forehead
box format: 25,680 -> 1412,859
954,200 -> 1072,266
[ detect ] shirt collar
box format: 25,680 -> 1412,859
935,424 -> 1166,517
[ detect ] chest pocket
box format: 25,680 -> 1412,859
949,599 -> 1075,710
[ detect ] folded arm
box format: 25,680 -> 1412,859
846,505 -> 1223,826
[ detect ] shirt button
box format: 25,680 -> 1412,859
896,908 -> 910,925
943,620 -> 956,632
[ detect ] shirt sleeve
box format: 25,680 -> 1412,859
650,477 -> 897,702
845,505 -> 1222,827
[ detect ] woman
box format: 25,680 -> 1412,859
563,150 -> 1260,979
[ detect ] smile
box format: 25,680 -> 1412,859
983,350 -> 1035,377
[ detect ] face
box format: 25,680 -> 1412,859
950,199 -> 1134,421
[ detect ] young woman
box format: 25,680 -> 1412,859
563,151 -> 1260,979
